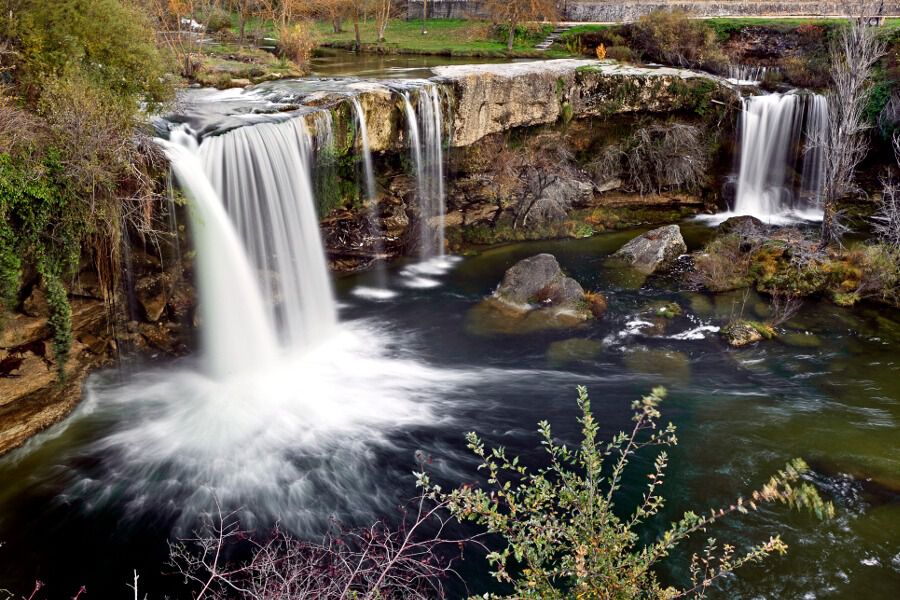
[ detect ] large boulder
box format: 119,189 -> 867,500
611,225 -> 687,275
467,254 -> 596,335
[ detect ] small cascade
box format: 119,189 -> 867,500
157,130 -> 279,377
200,117 -> 338,349
400,85 -> 446,259
350,96 -> 395,298
726,65 -> 773,85
730,92 -> 828,222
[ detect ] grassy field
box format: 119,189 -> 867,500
313,18 -> 561,57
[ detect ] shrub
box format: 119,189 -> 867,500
11,0 -> 172,106
606,45 -> 634,62
590,123 -> 709,195
277,21 -> 318,69
203,8 -> 233,34
425,386 -> 832,599
630,10 -> 725,69
595,43 -> 606,60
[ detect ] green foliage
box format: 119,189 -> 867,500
0,152 -> 82,374
423,387 -> 833,599
11,0 -> 172,107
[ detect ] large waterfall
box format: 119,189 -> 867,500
158,131 -> 279,378
200,116 -> 338,350
730,92 -> 828,223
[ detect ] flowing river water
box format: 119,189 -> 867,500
0,223 -> 898,598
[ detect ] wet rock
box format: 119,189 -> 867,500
778,331 -> 823,349
134,272 -> 171,323
467,254 -> 594,335
611,225 -> 687,275
229,78 -> 252,88
623,347 -> 691,381
495,254 -> 584,307
547,338 -> 604,366
721,320 -> 773,347
718,215 -> 766,237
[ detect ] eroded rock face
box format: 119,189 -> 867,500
612,225 -> 687,275
468,254 -> 595,335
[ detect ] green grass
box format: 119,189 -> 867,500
314,18 -> 558,57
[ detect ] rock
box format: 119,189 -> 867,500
623,347 -> 691,381
547,338 -> 604,366
585,292 -> 608,318
520,176 -> 594,228
228,78 -> 252,88
611,225 -> 687,275
134,272 -> 171,323
22,286 -> 48,317
467,254 -> 594,335
778,332 -> 822,349
595,177 -> 623,193
721,320 -> 774,347
495,254 -> 584,307
718,215 -> 766,237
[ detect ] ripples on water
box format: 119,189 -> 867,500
1,230 -> 899,598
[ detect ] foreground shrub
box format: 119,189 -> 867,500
424,386 -> 832,599
630,10 -> 725,69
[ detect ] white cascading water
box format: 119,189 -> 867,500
200,117 -> 337,348
398,85 -> 459,288
350,97 -> 396,299
726,65 -> 771,85
725,92 -> 828,224
157,130 -> 279,378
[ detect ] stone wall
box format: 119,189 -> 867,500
406,0 -> 900,21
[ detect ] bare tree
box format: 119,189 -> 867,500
169,495 -> 484,599
819,7 -> 886,246
484,0 -> 558,51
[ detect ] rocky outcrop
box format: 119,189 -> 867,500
611,225 -> 688,274
433,61 -> 731,147
467,254 -> 599,334
721,320 -> 774,347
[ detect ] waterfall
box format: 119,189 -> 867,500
157,130 -> 279,378
726,65 -> 771,85
401,85 -> 446,259
350,96 -> 395,298
731,92 -> 827,222
200,117 -> 338,349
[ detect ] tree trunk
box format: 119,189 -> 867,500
333,17 -> 343,34
821,201 -> 839,247
354,22 -> 361,52
507,19 -> 516,51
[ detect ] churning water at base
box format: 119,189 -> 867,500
705,92 -> 828,225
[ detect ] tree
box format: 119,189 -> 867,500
316,0 -> 353,34
819,10 -> 886,246
484,0 -> 558,51
373,0 -> 393,42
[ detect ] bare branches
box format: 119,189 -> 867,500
819,10 -> 886,245
169,495 -> 484,599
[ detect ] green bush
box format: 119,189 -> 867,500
10,0 -> 172,106
204,8 -> 233,34
424,386 -> 833,599
630,10 -> 725,69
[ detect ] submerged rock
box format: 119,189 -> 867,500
623,347 -> 691,381
467,254 -> 595,335
611,225 -> 687,275
547,338 -> 604,366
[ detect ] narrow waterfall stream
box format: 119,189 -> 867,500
709,92 -> 828,224
350,97 -> 396,299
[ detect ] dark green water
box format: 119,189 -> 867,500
0,223 -> 898,598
